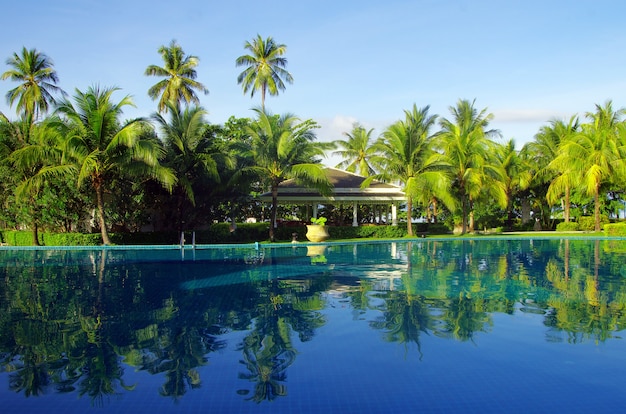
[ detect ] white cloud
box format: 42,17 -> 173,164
492,108 -> 573,123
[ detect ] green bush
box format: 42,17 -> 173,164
0,221 -> 443,246
556,222 -> 580,231
604,223 -> 626,237
0,231 -> 39,246
427,223 -> 451,235
578,215 -> 609,231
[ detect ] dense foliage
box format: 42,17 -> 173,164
1,43 -> 626,245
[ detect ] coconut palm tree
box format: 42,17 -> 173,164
152,102 -> 233,231
145,40 -> 209,113
369,104 -> 453,236
4,115 -> 73,245
438,99 -> 505,234
538,116 -> 580,223
1,47 -> 65,121
236,35 -> 293,108
332,123 -> 377,175
56,85 -> 176,244
494,139 -> 532,229
554,101 -> 626,231
238,108 -> 331,241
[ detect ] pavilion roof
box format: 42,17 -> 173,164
258,167 -> 405,204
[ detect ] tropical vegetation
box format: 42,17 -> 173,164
1,41 -> 626,245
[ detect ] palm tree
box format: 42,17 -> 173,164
5,116 -> 69,245
145,40 -> 209,113
236,35 -> 293,108
152,102 -> 232,231
554,101 -> 626,231
438,99 -> 505,234
1,47 -> 65,121
494,139 -> 532,229
369,104 -> 453,236
239,108 -> 331,241
56,85 -> 176,244
332,123 -> 377,175
538,116 -> 580,223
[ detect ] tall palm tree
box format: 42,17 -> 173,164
236,35 -> 293,109
438,99 -> 505,234
494,139 -> 532,229
538,116 -> 580,223
332,123 -> 377,175
152,102 -> 232,231
145,40 -> 209,113
56,85 -> 176,244
1,115 -> 64,245
1,47 -> 65,121
239,108 -> 331,241
554,101 -> 626,231
369,104 -> 453,236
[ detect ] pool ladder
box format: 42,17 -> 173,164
180,231 -> 196,249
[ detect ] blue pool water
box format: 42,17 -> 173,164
1,238 -> 626,413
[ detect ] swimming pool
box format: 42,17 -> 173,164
1,238 -> 626,413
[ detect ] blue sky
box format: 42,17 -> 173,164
2,0 -> 626,167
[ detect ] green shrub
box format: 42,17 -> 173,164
604,223 -> 626,237
1,231 -> 43,246
578,215 -> 609,231
427,223 -> 451,235
0,222 -> 430,246
556,222 -> 580,231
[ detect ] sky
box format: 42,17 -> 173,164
2,0 -> 626,167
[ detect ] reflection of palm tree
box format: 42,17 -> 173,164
237,275 -> 328,402
8,350 -> 49,396
238,331 -> 295,402
154,326 -> 222,399
438,295 -> 491,341
78,339 -> 135,406
237,283 -> 295,402
370,291 -> 432,359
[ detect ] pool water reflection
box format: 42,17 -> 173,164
1,238 -> 626,413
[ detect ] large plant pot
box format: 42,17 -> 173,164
306,225 -> 329,242
306,245 -> 327,257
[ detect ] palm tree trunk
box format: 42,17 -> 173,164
270,184 -> 278,242
95,184 -> 111,245
32,220 -> 40,246
564,185 -> 571,223
468,197 -> 475,232
261,86 -> 266,110
461,196 -> 468,235
406,197 -> 413,236
594,184 -> 601,231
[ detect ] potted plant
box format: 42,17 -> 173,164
306,217 -> 329,242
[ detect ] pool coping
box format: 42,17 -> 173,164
0,234 -> 624,251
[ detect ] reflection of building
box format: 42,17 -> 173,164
258,167 -> 405,226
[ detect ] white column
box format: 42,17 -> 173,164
391,203 -> 398,226
352,202 -> 358,227
312,203 -> 318,219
